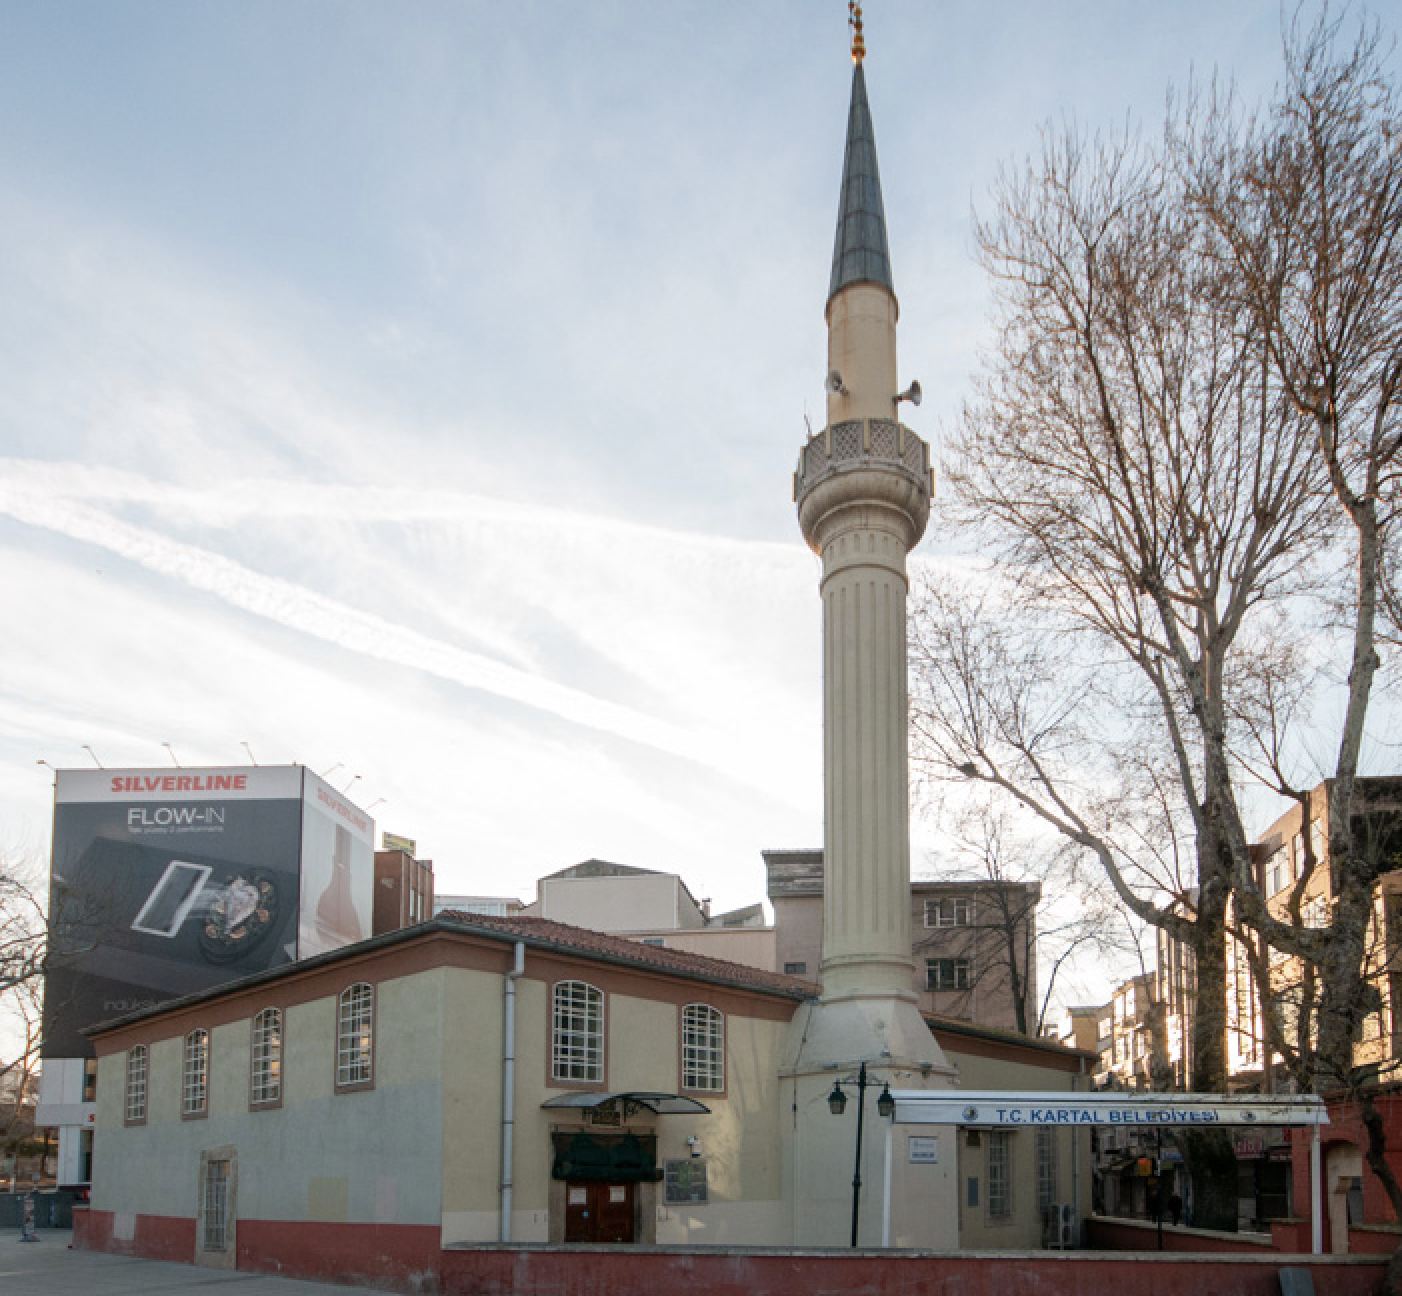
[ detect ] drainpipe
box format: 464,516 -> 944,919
501,941 -> 525,1242
1311,1119 -> 1322,1255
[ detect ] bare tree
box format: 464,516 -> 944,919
0,863 -> 49,1146
916,800 -> 1137,1037
910,10 -> 1401,1230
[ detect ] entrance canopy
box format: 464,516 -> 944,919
542,1091 -> 711,1116
890,1090 -> 1330,1129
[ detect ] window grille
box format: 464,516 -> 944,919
681,1004 -> 724,1092
183,1029 -> 209,1116
202,1159 -> 229,1252
988,1131 -> 1012,1218
250,1008 -> 282,1105
1036,1128 -> 1058,1213
552,981 -> 603,1083
124,1045 -> 148,1123
336,983 -> 374,1087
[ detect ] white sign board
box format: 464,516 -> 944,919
891,1090 -> 1329,1128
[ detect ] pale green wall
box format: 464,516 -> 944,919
91,970 -> 447,1229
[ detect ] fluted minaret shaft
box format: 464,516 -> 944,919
795,59 -> 932,1008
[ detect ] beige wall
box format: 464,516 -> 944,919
538,875 -> 704,933
942,1043 -> 1092,1250
629,927 -> 779,972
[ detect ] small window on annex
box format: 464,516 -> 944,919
552,980 -> 604,1083
183,1029 -> 210,1117
250,1007 -> 283,1107
124,1044 -> 148,1124
681,1004 -> 724,1092
336,983 -> 374,1089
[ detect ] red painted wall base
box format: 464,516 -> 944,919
75,1210 -> 1387,1296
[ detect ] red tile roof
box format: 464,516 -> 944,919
435,911 -> 815,999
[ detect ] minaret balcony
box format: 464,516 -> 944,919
794,417 -> 933,553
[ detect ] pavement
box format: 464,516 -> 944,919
0,1230 -> 375,1295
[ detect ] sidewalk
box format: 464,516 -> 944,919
0,1231 -> 372,1295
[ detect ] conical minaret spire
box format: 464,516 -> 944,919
828,61 -> 893,303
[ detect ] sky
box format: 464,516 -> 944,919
0,2 -> 1362,1005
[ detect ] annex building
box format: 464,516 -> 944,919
82,911 -> 1091,1280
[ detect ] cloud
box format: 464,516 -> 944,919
0,464 -> 717,758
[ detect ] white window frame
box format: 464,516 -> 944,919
924,896 -> 971,928
336,983 -> 374,1089
124,1044 -> 148,1124
182,1029 -> 209,1117
552,980 -> 604,1083
681,1004 -> 724,1092
250,1007 -> 282,1107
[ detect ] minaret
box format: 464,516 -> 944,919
781,10 -> 956,1249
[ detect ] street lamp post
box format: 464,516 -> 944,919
827,1062 -> 895,1247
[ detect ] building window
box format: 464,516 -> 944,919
250,1008 -> 282,1107
202,1158 -> 230,1252
1036,1128 -> 1058,1213
681,1004 -> 724,1092
926,957 -> 970,991
336,983 -> 374,1089
924,896 -> 971,928
124,1045 -> 148,1124
552,981 -> 604,1083
183,1029 -> 210,1117
783,961 -> 807,976
988,1131 -> 1012,1218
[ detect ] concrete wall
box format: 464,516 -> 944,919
538,875 -> 703,932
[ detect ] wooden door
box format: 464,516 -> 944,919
564,1180 -> 635,1243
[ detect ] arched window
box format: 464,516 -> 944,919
124,1045 -> 148,1124
336,983 -> 374,1088
250,1007 -> 283,1106
551,981 -> 603,1083
681,1004 -> 724,1092
183,1029 -> 210,1116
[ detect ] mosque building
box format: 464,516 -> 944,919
72,17 -> 1095,1283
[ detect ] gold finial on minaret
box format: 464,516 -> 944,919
848,1 -> 865,63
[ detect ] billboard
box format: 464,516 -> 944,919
296,769 -> 375,959
43,766 -> 374,1057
